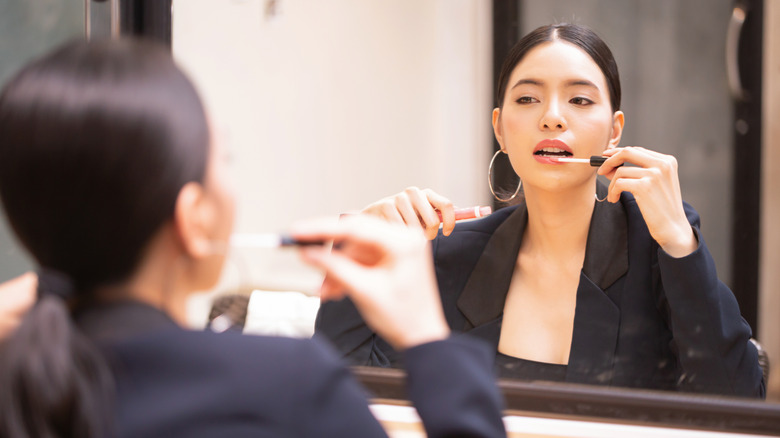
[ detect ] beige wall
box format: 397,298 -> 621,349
760,0 -> 780,400
172,0 -> 492,323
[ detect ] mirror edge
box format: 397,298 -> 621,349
351,366 -> 780,436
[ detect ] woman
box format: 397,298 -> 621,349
315,23 -> 765,397
0,40 -> 505,437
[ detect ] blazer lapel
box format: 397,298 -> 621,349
566,273 -> 621,384
567,183 -> 629,384
465,316 -> 503,352
582,183 -> 629,292
456,205 -> 527,330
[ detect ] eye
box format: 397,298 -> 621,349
569,96 -> 594,106
515,96 -> 538,104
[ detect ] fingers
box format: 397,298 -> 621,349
0,272 -> 37,339
377,199 -> 406,225
605,166 -> 652,202
0,272 -> 37,313
607,172 -> 654,203
599,147 -> 681,201
362,195 -> 406,225
299,247 -> 366,302
599,146 -> 676,176
296,215 -> 449,350
394,192 -> 424,229
361,187 -> 455,240
424,189 -> 455,236
404,187 -> 441,239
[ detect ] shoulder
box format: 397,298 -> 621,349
110,329 -> 344,390
188,330 -> 341,370
433,205 -> 518,249
431,204 -> 518,269
105,330 -> 362,436
450,204 -> 518,234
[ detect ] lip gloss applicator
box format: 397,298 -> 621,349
229,234 -> 325,248
552,156 -> 610,166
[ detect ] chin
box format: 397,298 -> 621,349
527,173 -> 596,194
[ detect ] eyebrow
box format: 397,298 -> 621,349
510,78 -> 600,90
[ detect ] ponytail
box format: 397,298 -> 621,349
0,272 -> 113,438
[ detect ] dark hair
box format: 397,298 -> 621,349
495,23 -> 621,112
0,39 -> 209,437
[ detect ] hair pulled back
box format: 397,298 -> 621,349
496,23 -> 621,112
0,39 -> 210,437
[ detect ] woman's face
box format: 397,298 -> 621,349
493,41 -> 624,193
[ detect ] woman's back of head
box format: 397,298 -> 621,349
0,38 -> 210,438
0,38 -> 209,291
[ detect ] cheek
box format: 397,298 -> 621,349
208,172 -> 237,238
218,185 -> 236,234
498,111 -> 535,145
574,113 -> 615,148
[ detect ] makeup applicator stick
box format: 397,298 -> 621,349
552,156 -> 625,167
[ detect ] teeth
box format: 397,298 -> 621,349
535,146 -> 572,156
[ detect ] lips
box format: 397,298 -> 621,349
533,139 -> 573,157
533,139 -> 573,165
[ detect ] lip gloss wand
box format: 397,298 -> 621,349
552,156 -> 609,166
551,155 -> 629,168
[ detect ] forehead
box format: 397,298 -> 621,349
508,41 -> 608,90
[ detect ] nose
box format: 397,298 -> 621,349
540,100 -> 567,131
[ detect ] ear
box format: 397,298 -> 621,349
492,108 -> 506,152
608,111 -> 625,148
173,182 -> 213,259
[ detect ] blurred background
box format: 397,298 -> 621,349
0,0 -> 777,397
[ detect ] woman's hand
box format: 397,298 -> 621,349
598,147 -> 697,258
292,216 -> 450,351
0,272 -> 37,339
361,187 -> 455,240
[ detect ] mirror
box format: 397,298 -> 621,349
352,366 -> 780,435
172,0 -> 776,400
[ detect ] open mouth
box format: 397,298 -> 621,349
534,147 -> 573,158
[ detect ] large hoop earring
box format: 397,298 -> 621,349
488,149 -> 522,202
595,193 -> 608,203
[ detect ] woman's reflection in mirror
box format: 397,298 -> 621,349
315,23 -> 765,398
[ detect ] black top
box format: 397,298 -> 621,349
316,185 -> 765,397
494,352 -> 567,382
74,300 -> 507,438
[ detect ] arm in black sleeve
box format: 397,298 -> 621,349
294,339 -> 389,437
314,296 -> 395,367
658,203 -> 765,397
403,335 -> 507,438
296,337 -> 506,438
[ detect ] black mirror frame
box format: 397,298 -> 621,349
353,366 -> 780,436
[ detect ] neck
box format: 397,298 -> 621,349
521,179 -> 597,258
95,231 -> 192,327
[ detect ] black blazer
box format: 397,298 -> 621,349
316,189 -> 765,397
75,300 -> 506,438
